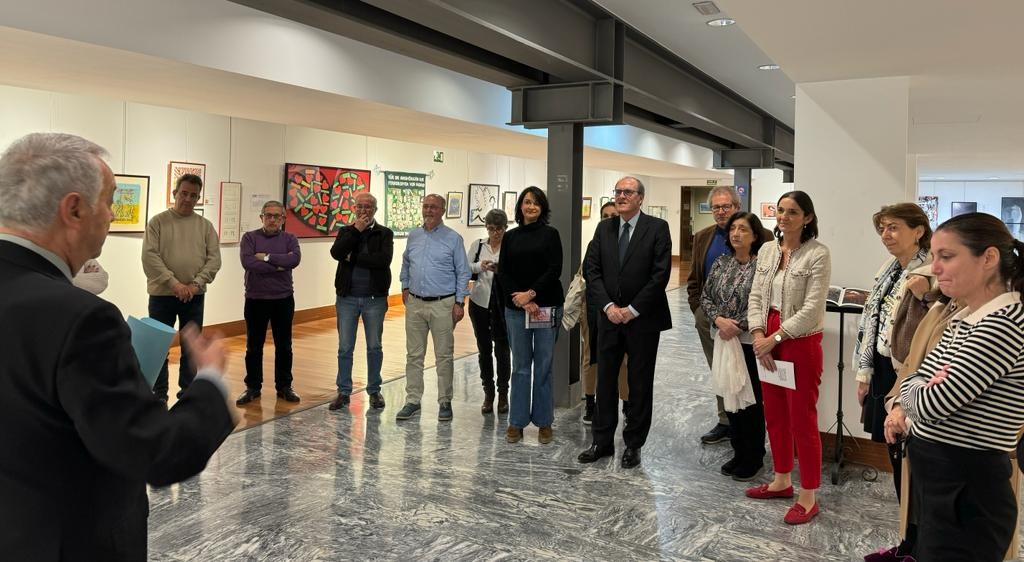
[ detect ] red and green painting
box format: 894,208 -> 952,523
284,163 -> 371,238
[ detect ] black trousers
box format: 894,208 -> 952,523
468,298 -> 510,393
908,436 -> 1016,562
243,296 -> 295,390
149,294 -> 205,399
592,325 -> 660,450
724,343 -> 765,468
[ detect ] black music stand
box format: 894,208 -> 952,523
825,302 -> 864,485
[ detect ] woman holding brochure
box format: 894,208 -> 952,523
497,186 -> 564,445
745,190 -> 831,525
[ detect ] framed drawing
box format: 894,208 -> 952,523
647,205 -> 667,219
110,174 -> 150,233
581,197 -> 593,219
950,201 -> 976,217
446,191 -> 464,219
600,196 -> 611,207
698,202 -> 712,214
468,183 -> 499,226
166,161 -> 206,207
384,171 -> 427,238
503,191 -> 518,218
193,208 -> 205,217
284,163 -> 371,238
218,181 -> 242,243
760,202 -> 777,219
1002,197 -> 1024,241
917,195 -> 939,225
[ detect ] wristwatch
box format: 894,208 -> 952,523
263,254 -> 270,262
773,333 -> 783,344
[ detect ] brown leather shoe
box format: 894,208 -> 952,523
506,426 -> 523,443
481,390 -> 495,415
496,392 -> 509,414
538,426 -> 553,444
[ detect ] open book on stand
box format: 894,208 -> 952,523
826,286 -> 869,308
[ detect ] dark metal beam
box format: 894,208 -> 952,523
714,148 -> 775,169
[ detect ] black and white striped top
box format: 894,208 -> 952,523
901,292 -> 1024,452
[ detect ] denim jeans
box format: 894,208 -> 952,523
149,294 -> 205,399
504,306 -> 562,429
336,295 -> 388,395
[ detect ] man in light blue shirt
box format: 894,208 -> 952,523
395,193 -> 471,422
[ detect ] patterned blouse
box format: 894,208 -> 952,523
701,253 -> 758,344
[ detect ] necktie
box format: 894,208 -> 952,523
618,221 -> 631,265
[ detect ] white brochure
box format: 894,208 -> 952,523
757,360 -> 796,390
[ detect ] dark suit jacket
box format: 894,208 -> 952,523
686,223 -> 774,312
584,212 -> 672,333
331,222 -> 394,297
0,241 -> 235,561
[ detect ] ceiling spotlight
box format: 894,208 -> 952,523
758,64 -> 780,71
706,18 -> 735,27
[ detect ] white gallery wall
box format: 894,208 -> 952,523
917,180 -> 1024,226
0,84 -> 691,326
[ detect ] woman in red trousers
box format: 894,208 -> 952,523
745,190 -> 831,525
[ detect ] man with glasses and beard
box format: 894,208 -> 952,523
235,201 -> 302,406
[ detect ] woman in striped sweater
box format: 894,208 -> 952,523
899,212 -> 1024,561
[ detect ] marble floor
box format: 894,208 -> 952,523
148,289 -> 907,561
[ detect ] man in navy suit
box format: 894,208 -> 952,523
578,176 -> 672,469
0,133 -> 236,560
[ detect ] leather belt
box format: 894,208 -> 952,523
410,292 -> 455,302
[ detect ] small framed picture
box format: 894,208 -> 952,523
698,202 -> 712,214
600,196 -> 611,207
110,174 -> 150,233
502,191 -> 518,218
167,161 -> 206,207
581,197 -> 593,219
446,191 -> 464,219
950,201 -> 976,217
760,202 -> 777,219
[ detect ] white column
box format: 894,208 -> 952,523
793,76 -> 914,437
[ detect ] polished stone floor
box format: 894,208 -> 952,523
148,289 -> 906,561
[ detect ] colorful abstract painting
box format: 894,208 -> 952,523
384,171 -> 427,237
284,163 -> 371,238
111,174 -> 149,233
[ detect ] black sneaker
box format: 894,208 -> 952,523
369,392 -> 386,409
582,395 -> 595,425
396,402 -> 421,420
700,423 -> 731,444
720,456 -> 740,476
328,393 -> 350,411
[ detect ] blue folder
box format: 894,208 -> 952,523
127,316 -> 176,389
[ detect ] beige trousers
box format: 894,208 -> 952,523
404,296 -> 455,405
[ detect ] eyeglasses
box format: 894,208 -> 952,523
485,225 -> 505,232
262,213 -> 285,220
711,204 -> 734,212
354,204 -> 375,211
176,191 -> 200,201
612,189 -> 640,197
422,204 -> 443,210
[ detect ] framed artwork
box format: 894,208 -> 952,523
950,201 -> 976,217
384,171 -> 427,237
600,196 -> 611,207
110,174 -> 150,233
760,202 -> 777,220
218,181 -> 242,243
647,205 -> 667,219
581,197 -> 593,219
502,191 -> 518,218
698,202 -> 712,214
446,191 -> 464,219
193,208 -> 205,217
283,163 -> 371,238
1002,197 -> 1024,241
166,161 -> 206,207
917,195 -> 939,226
468,183 -> 499,226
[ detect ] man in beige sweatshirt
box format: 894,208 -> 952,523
142,174 -> 222,402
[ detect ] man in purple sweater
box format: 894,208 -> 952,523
235,201 -> 302,405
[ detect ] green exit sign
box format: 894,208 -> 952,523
432,151 -> 444,163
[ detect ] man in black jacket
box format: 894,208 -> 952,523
0,132 -> 236,560
329,192 -> 395,410
578,176 -> 672,469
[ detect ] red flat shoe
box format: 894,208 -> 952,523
745,484 -> 794,499
784,502 -> 819,525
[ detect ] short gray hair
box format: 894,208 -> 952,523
618,176 -> 646,195
708,185 -> 740,208
261,200 -> 285,214
484,209 -> 508,229
355,192 -> 377,209
0,133 -> 109,232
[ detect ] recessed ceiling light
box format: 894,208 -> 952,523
707,18 -> 735,27
758,64 -> 780,71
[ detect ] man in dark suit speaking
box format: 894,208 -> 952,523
578,176 -> 672,469
0,133 -> 237,560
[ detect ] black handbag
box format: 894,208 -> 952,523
469,239 -> 484,281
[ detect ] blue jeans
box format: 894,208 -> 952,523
504,306 -> 562,429
336,295 -> 388,395
149,294 -> 205,399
